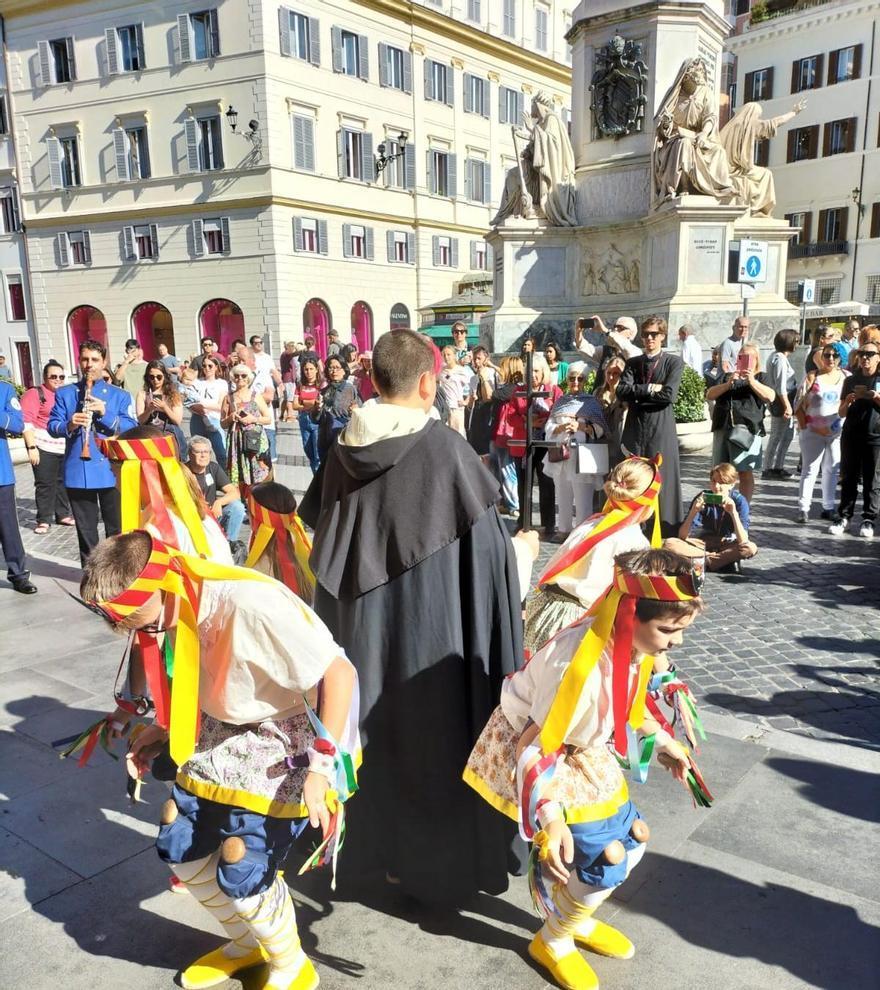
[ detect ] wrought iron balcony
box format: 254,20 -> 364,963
789,240 -> 849,259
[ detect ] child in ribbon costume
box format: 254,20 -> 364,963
79,530 -> 359,990
245,481 -> 316,603
524,456 -> 662,654
101,424 -> 233,563
464,549 -> 706,990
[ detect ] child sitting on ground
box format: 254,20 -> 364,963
671,461 -> 757,572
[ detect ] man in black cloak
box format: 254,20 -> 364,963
615,316 -> 684,534
299,329 -> 525,907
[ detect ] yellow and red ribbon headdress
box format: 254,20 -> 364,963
244,493 -> 316,603
89,532 -> 274,766
539,454 -> 663,587
100,435 -> 210,557
539,556 -> 702,759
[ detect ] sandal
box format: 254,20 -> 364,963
34,523 -> 50,534
58,516 -> 75,526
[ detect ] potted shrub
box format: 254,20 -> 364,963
674,364 -> 712,453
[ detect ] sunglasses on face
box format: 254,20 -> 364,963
232,373 -> 249,379
46,374 -> 65,381
821,351 -> 840,359
568,375 -> 586,382
856,351 -> 879,359
643,331 -> 663,338
147,373 -> 164,380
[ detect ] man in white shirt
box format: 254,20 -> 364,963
719,316 -> 750,373
247,342 -> 281,462
575,314 -> 642,385
678,324 -> 703,372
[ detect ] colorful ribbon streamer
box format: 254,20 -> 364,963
245,496 -> 316,601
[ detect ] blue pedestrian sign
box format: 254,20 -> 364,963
737,239 -> 768,284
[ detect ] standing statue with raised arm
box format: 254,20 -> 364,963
652,57 -> 734,205
492,91 -> 578,227
719,100 -> 807,217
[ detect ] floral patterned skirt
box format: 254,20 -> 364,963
177,711 -> 315,819
523,585 -> 586,655
463,705 -> 628,825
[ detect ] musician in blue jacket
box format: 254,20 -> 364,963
48,339 -> 136,564
0,380 -> 36,593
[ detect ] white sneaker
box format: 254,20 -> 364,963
828,518 -> 849,536
859,522 -> 874,539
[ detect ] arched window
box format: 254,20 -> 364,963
303,298 -> 332,359
131,302 -> 175,361
199,299 -> 244,358
351,301 -> 373,352
67,305 -> 107,365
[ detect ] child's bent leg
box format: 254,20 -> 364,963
156,787 -> 263,989
219,813 -> 317,990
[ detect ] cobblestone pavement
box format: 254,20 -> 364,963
533,450 -> 880,751
9,429 -> 879,751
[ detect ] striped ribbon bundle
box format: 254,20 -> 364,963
244,495 -> 316,601
538,454 -> 663,588
99,435 -> 210,556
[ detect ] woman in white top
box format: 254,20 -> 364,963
523,456 -> 658,653
190,356 -> 228,463
795,345 -> 847,524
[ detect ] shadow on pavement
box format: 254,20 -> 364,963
627,851 -> 880,990
703,689 -> 880,751
764,756 -> 880,824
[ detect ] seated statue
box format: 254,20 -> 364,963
493,91 -> 578,227
719,100 -> 807,217
652,57 -> 734,205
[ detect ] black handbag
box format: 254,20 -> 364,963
241,425 -> 263,455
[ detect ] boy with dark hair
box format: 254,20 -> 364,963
300,325 -> 527,906
79,530 -> 357,990
465,548 -> 705,990
673,461 -> 757,572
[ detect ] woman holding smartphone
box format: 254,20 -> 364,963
705,343 -> 775,503
793,346 -> 847,524
135,361 -> 186,458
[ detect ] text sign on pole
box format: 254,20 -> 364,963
737,239 -> 768,284
798,278 -> 816,304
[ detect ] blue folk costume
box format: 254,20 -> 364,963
0,381 -> 30,585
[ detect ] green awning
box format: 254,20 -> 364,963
421,323 -> 481,346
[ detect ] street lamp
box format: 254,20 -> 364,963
375,131 -> 409,177
225,105 -> 262,151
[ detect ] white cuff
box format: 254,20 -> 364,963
306,747 -> 336,782
536,801 -> 564,828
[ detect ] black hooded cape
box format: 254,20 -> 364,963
299,419 -> 524,906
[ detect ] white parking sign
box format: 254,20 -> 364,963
738,239 -> 768,284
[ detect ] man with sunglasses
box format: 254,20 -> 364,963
20,361 -> 75,534
615,316 -> 684,533
830,344 -> 880,539
575,314 -> 642,388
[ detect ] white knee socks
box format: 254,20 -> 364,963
232,872 -> 309,989
171,852 -> 258,959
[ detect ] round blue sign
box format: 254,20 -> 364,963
745,255 -> 761,279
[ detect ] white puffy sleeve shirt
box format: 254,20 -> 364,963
196,578 -> 345,725
500,613 -> 643,750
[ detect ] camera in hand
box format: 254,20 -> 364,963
702,490 -> 724,506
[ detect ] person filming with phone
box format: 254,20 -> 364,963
669,462 -> 757,573
705,342 -> 775,503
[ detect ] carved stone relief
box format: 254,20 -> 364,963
589,35 -> 648,139
581,241 -> 641,296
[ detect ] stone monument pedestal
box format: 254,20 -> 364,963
480,0 -> 801,353
482,199 -> 799,352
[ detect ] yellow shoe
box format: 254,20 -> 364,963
181,944 -> 265,989
574,920 -> 635,960
528,932 -> 599,990
265,957 -> 320,990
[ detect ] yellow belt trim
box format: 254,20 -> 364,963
462,766 -> 629,825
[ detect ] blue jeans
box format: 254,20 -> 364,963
156,784 -> 308,898
298,411 -> 320,473
190,414 -> 226,464
220,500 -> 246,541
266,427 -> 277,462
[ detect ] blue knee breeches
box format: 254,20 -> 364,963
156,784 -> 309,898
570,800 -> 644,890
